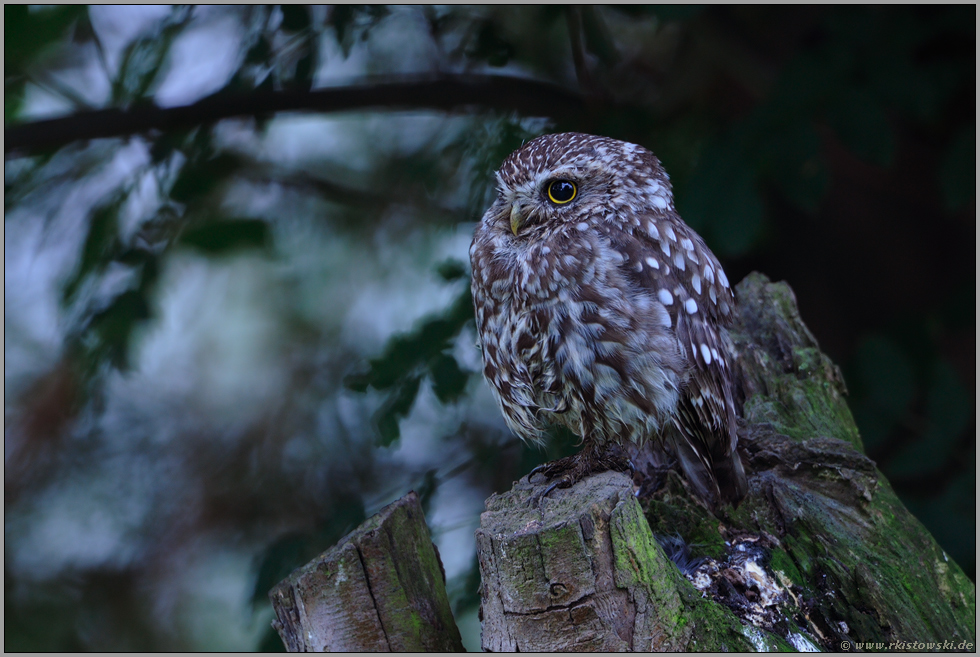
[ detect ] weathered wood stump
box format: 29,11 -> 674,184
476,470 -> 773,651
476,273 -> 976,652
269,491 -> 463,652
270,273 -> 974,652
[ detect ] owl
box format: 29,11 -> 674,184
469,132 -> 747,508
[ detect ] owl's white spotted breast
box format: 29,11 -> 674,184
470,132 -> 745,504
471,217 -> 685,446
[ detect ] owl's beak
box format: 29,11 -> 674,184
510,202 -> 525,235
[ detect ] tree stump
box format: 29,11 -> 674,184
477,273 -> 976,652
269,491 -> 463,652
270,273 -> 974,652
477,470 -> 783,651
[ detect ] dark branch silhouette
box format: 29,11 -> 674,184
5,74 -> 588,156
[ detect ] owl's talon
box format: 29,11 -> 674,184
528,462 -> 549,481
543,477 -> 572,499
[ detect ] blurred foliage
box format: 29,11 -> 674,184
345,285 -> 473,445
4,5 -> 974,651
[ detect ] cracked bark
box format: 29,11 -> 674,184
268,491 -> 463,652
477,273 -> 976,652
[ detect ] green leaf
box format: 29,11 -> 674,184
770,48 -> 849,116
244,36 -> 272,65
112,6 -> 192,103
345,288 -> 475,444
465,21 -> 514,67
347,289 -> 474,392
279,5 -> 311,32
762,119 -> 829,212
851,405 -> 893,454
327,5 -> 389,57
251,491 -> 366,605
63,192 -> 126,303
178,218 -> 271,255
5,78 -> 26,125
168,152 -> 242,204
293,51 -> 315,91
416,469 -> 439,517
430,353 -> 469,404
148,128 -> 196,164
939,124 -> 975,211
435,259 -> 467,282
826,88 -> 895,167
4,5 -> 87,79
678,139 -> 765,258
375,375 -> 422,446
86,289 -> 151,370
854,335 -> 915,420
888,358 -> 970,479
923,359 -> 970,445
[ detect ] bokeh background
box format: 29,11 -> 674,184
4,5 -> 974,651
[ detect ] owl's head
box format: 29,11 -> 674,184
486,132 -> 675,238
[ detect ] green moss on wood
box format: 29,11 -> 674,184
476,272 -> 973,652
630,273 -> 975,651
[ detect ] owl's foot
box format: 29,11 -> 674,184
529,443 -> 635,499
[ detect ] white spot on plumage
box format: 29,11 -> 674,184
703,265 -> 714,284
541,246 -> 551,254
681,237 -> 694,251
673,252 -> 686,271
692,273 -> 702,294
576,222 -> 589,231
685,298 -> 698,314
661,241 -> 671,257
650,195 -> 668,210
718,269 -> 730,288
700,343 -> 712,364
711,348 -> 720,362
658,289 -> 674,305
645,256 -> 660,269
709,287 -> 717,304
664,225 -> 677,242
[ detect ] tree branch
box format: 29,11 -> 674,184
5,74 -> 587,156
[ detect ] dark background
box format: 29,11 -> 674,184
5,5 -> 974,651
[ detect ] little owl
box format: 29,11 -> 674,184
469,132 -> 747,507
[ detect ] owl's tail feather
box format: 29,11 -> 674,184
712,448 -> 748,509
667,430 -> 748,510
668,432 -> 722,509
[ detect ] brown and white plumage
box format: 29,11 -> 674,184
469,132 -> 746,507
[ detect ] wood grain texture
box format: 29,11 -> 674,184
269,491 -> 463,652
476,273 -> 976,652
477,471 -> 692,652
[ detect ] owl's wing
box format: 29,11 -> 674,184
607,216 -> 747,506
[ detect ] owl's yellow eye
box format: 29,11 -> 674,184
547,179 -> 577,204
